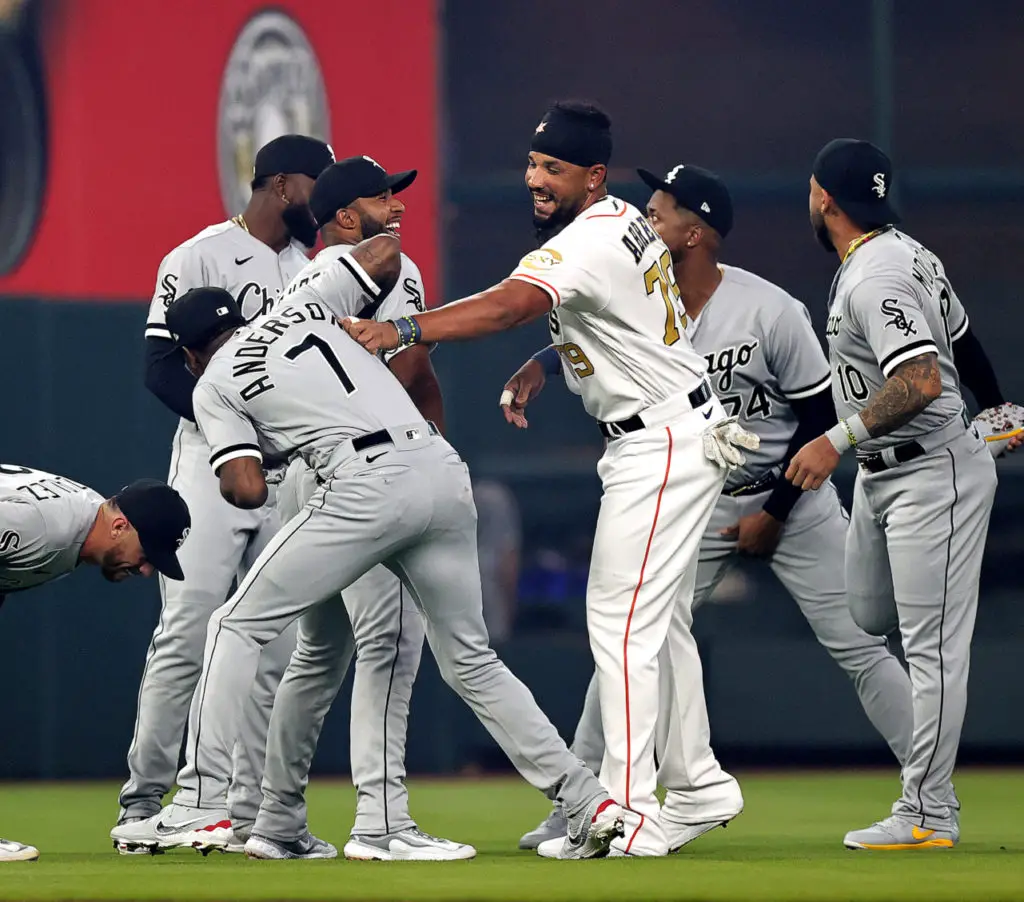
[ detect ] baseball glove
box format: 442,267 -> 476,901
703,416 -> 761,471
972,402 -> 1024,458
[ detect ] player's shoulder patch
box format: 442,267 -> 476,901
517,247 -> 563,272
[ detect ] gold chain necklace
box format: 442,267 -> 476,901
842,226 -> 890,263
232,214 -> 250,233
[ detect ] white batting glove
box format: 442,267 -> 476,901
972,402 -> 1024,458
703,416 -> 761,471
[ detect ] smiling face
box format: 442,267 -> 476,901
525,151 -> 600,238
348,189 -> 406,240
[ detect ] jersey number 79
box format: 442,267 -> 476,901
644,250 -> 685,346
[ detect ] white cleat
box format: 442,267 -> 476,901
134,803 -> 232,852
0,838 -> 39,862
666,812 -> 741,853
245,832 -> 338,860
344,827 -> 476,861
536,798 -> 624,860
110,816 -> 163,856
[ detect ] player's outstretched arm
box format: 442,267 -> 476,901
343,280 -> 553,353
387,346 -> 446,434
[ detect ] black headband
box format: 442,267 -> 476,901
530,109 -> 612,168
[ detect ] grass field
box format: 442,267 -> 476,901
1,770 -> 1022,900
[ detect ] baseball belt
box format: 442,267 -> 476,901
598,379 -> 712,439
856,440 -> 926,473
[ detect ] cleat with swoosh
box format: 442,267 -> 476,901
844,814 -> 957,851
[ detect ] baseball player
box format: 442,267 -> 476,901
521,163 -> 920,852
1,466 -> 189,862
112,135 -> 336,853
249,156 -> 468,860
788,139 -> 999,849
343,101 -> 759,858
161,275 -> 625,861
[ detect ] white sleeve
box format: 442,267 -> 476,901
145,244 -> 208,340
309,254 -> 384,321
507,226 -> 607,313
192,382 -> 263,474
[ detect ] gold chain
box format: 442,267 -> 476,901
232,214 -> 249,233
842,226 -> 888,263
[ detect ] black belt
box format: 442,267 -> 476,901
598,380 -> 712,439
857,440 -> 926,473
352,422 -> 439,453
727,472 -> 778,497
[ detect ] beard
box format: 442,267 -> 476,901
358,211 -> 388,240
811,210 -> 835,253
282,202 -> 319,248
532,203 -> 578,244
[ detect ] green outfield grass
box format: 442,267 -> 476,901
0,770 -> 1021,900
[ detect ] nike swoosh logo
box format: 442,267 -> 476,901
365,451 -> 387,463
911,826 -> 936,840
702,409 -> 713,419
153,817 -> 215,835
235,256 -> 253,266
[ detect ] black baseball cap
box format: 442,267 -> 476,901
165,287 -> 247,351
310,156 -> 417,228
812,138 -> 900,226
253,134 -> 336,182
637,164 -> 734,238
114,479 -> 191,580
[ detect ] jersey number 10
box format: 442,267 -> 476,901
644,250 -> 686,346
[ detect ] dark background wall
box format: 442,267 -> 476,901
2,0 -> 1023,780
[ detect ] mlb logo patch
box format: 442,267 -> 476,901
406,429 -> 421,441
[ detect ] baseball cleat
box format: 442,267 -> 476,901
537,798 -> 624,860
344,827 -> 476,861
844,814 -> 957,850
110,816 -> 163,855
519,807 -> 567,850
244,832 -> 338,860
132,803 -> 233,852
0,838 -> 39,862
666,811 -> 741,853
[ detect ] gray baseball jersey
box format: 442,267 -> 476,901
119,219 -> 308,823
146,221 -> 310,344
193,295 -> 422,478
283,244 -> 426,364
825,228 -> 969,452
684,265 -> 831,490
0,466 -> 103,594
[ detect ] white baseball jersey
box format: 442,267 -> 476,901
684,265 -> 831,490
144,221 -> 310,440
826,228 -> 969,452
508,195 -> 708,423
0,465 -> 104,594
192,296 -> 423,480
282,243 -> 426,363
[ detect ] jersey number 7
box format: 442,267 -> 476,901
285,334 -> 356,395
643,250 -> 685,346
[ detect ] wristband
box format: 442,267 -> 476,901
392,315 -> 422,347
825,415 -> 871,454
531,345 -> 562,376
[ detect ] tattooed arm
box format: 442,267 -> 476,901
858,352 -> 942,438
785,352 -> 942,490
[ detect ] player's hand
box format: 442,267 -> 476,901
785,434 -> 839,491
720,510 -> 784,558
499,359 -> 547,429
1008,433 -> 1024,453
342,317 -> 399,353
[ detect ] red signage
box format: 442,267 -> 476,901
0,0 -> 440,303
